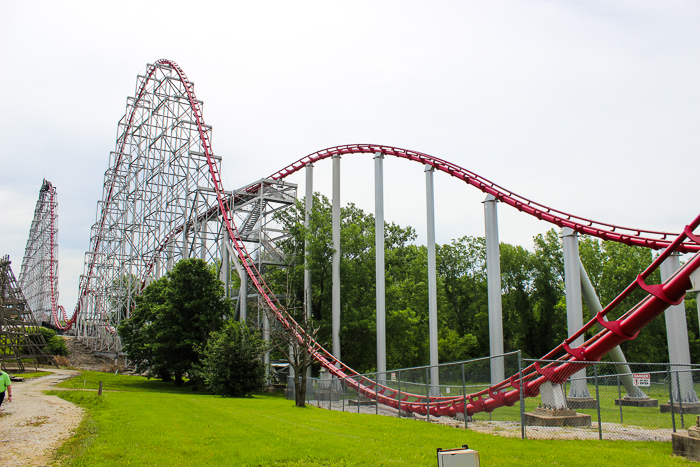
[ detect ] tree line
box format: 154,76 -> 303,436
270,194 -> 700,373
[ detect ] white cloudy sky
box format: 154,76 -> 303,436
1,1 -> 699,309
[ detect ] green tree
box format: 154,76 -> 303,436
499,243 -> 533,353
119,276 -> 169,378
526,229 -> 567,358
437,236 -> 487,359
119,258 -> 230,385
194,321 -> 268,397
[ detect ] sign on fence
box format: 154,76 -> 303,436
633,373 -> 651,387
391,372 -> 396,381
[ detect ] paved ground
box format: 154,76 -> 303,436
0,369 -> 83,467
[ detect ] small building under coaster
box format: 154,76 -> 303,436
0,255 -> 51,371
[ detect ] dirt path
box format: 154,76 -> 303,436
0,369 -> 83,467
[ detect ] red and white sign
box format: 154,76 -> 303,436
633,373 -> 651,387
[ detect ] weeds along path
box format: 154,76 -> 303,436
0,369 -> 82,467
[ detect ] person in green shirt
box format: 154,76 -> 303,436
0,369 -> 12,409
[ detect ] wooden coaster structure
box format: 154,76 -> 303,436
0,255 -> 51,371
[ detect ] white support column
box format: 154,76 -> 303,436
661,251 -> 698,403
304,163 -> 313,319
425,164 -> 440,394
375,152 -> 386,384
304,163 -> 314,379
561,228 -> 591,399
240,266 -> 248,323
167,239 -> 174,272
221,228 -> 230,298
200,222 -> 207,260
483,194 -> 504,385
332,155 -> 341,364
263,309 -> 270,382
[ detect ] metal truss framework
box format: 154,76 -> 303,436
0,255 -> 50,371
72,62 -> 225,353
70,61 -> 295,355
19,180 -> 60,327
231,178 -> 297,322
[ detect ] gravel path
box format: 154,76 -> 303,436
0,369 -> 83,467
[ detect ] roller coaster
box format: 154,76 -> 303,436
17,59 -> 700,418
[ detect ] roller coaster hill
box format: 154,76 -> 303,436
16,59 -> 700,419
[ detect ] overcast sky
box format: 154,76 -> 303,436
1,1 -> 699,310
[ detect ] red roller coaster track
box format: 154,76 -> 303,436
57,59 -> 700,417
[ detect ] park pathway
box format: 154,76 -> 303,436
0,369 -> 82,466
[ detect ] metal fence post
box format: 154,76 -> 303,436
358,377 -> 361,414
376,374 -> 379,415
519,351 -> 525,439
594,362 -> 602,440
676,370 -> 685,429
426,366 -> 431,423
668,364 -> 676,433
617,374 -> 623,425
342,377 -> 346,413
462,362 -> 468,429
397,371 -> 402,419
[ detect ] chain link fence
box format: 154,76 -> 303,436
287,353 -> 700,441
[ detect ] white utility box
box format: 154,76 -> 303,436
436,445 -> 480,467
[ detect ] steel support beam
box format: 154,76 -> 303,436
483,194 -> 504,385
221,228 -> 230,298
561,228 -> 590,398
304,163 -> 313,320
579,259 -> 646,398
332,155 -> 341,363
240,267 -> 248,322
375,153 -> 386,383
304,163 -> 313,379
425,164 -> 439,394
662,251 -> 698,403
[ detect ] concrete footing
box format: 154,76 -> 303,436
455,412 -> 472,422
317,391 -> 341,401
672,428 -> 700,462
566,397 -> 598,409
661,402 -> 700,414
615,396 -> 659,407
524,407 -> 592,427
349,398 -> 375,406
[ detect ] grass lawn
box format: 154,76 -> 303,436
50,371 -> 695,466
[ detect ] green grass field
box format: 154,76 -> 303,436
47,371 -> 698,466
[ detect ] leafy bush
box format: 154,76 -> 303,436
23,327 -> 69,356
194,321 -> 269,397
40,327 -> 69,356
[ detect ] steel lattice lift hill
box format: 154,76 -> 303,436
0,255 -> 51,371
